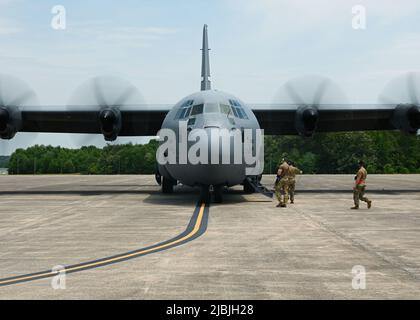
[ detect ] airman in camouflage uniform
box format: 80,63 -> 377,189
275,159 -> 290,208
351,160 -> 372,210
287,162 -> 303,204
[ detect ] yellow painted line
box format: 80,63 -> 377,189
0,203 -> 206,286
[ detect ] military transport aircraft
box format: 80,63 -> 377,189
0,25 -> 419,203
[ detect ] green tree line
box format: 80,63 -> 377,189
8,140 -> 159,175
6,131 -> 420,175
264,131 -> 420,174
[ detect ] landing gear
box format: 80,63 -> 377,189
243,178 -> 255,194
155,172 -> 162,186
162,177 -> 176,193
199,186 -> 211,204
213,185 -> 223,203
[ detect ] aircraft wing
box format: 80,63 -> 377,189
16,105 -> 172,137
252,104 -> 420,136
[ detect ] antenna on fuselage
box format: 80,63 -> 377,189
200,24 -> 211,91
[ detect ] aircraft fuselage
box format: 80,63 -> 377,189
158,90 -> 261,187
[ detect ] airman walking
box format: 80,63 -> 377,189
275,158 -> 290,208
351,160 -> 372,210
287,162 -> 303,204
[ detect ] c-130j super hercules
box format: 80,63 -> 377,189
1,25 -> 419,203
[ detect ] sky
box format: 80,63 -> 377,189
1,0 -> 420,155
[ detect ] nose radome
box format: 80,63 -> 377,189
204,127 -> 234,165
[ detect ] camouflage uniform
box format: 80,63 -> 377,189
287,165 -> 302,204
275,161 -> 290,207
353,166 -> 371,208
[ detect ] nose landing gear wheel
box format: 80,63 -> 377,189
199,186 -> 211,204
162,177 -> 176,193
213,185 -> 223,203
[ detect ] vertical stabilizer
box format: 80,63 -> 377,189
201,24 -> 211,91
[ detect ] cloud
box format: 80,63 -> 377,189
219,0 -> 420,104
66,22 -> 178,48
0,18 -> 21,35
97,27 -> 178,48
228,0 -> 420,38
0,0 -> 22,35
0,0 -> 16,6
342,32 -> 420,78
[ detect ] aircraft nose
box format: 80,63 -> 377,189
204,127 -> 231,164
166,126 -> 246,187
189,127 -> 244,186
201,112 -> 233,129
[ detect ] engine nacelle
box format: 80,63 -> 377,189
295,106 -> 319,137
99,108 -> 122,141
391,104 -> 420,134
0,106 -> 21,140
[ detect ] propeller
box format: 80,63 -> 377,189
67,75 -> 145,146
0,74 -> 39,156
379,72 -> 420,134
379,72 -> 420,106
274,75 -> 348,136
275,75 -> 348,106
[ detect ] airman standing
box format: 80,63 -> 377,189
351,160 -> 372,210
275,158 -> 290,208
287,162 -> 303,204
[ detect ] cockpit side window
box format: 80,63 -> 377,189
238,108 -> 249,119
231,107 -> 239,118
181,107 -> 192,118
190,104 -> 204,116
175,99 -> 194,119
228,99 -> 248,119
175,109 -> 183,119
181,99 -> 194,107
188,117 -> 196,126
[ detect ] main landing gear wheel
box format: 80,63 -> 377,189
199,186 -> 211,204
213,185 -> 223,203
162,177 -> 176,193
155,172 -> 162,186
243,178 -> 255,194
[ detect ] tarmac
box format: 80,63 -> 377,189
0,174 -> 420,299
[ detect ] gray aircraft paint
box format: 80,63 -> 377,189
158,25 -> 261,187
201,24 -> 211,91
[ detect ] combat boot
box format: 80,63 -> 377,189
367,200 -> 372,209
351,205 -> 359,210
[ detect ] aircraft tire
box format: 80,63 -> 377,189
162,177 -> 175,193
199,186 -> 211,204
213,185 -> 223,203
243,178 -> 255,194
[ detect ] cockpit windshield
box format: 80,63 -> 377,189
174,99 -> 248,120
204,103 -> 220,113
220,104 -> 231,115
